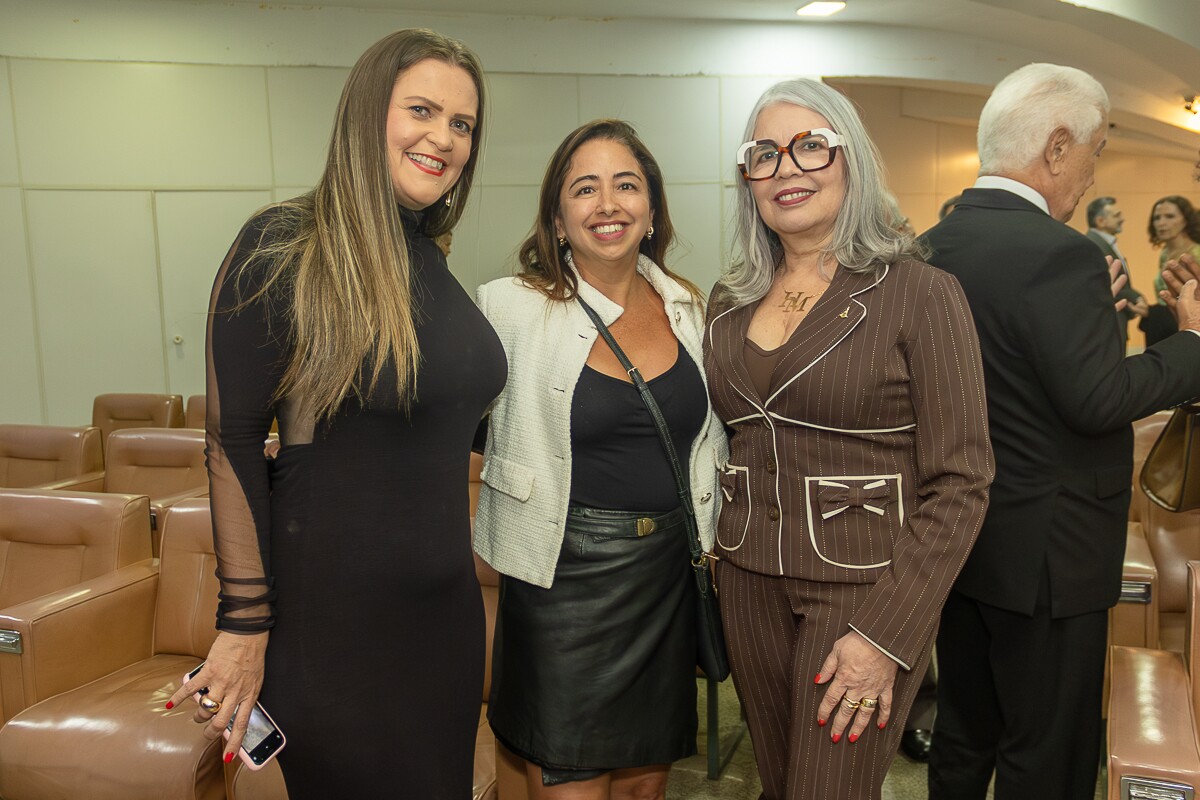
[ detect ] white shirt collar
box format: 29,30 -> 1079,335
973,176 -> 1049,215
1090,228 -> 1117,246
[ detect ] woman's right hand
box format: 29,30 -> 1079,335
167,630 -> 270,762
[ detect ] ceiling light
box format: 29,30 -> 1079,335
796,2 -> 846,17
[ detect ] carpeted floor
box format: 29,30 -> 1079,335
667,678 -> 1106,800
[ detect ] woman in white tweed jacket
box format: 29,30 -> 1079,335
473,119 -> 726,799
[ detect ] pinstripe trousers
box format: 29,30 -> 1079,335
717,559 -> 934,800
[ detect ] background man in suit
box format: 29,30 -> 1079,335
922,63 -> 1200,800
1086,196 -> 1149,342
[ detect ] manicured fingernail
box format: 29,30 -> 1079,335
818,718 -> 827,727
165,701 -> 174,709
224,752 -> 234,764
832,733 -> 841,743
814,673 -> 822,683
878,721 -> 887,730
849,733 -> 859,743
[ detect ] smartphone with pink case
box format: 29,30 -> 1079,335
184,663 -> 286,770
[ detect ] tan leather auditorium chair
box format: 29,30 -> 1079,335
50,427 -> 209,556
0,499 -> 225,800
92,392 -> 185,455
0,424 -> 103,489
0,488 -> 152,723
185,394 -> 207,430
1108,560 -> 1200,800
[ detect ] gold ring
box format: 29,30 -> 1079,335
842,697 -> 861,710
198,696 -> 222,714
859,697 -> 878,709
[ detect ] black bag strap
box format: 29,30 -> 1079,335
577,297 -> 705,562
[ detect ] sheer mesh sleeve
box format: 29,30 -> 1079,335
204,213 -> 287,633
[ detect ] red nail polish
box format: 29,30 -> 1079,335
849,733 -> 859,743
165,701 -> 174,710
832,733 -> 841,744
818,718 -> 827,727
878,721 -> 887,730
814,673 -> 822,684
224,752 -> 234,764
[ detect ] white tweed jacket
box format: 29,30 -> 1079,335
473,254 -> 729,588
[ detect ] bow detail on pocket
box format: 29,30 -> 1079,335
815,479 -> 892,520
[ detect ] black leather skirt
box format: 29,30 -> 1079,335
488,505 -> 698,773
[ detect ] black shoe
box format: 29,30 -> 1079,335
900,728 -> 932,762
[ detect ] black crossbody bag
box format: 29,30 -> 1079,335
578,297 -> 731,681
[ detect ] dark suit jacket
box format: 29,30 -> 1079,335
704,259 -> 994,668
924,188 -> 1200,618
1085,228 -> 1143,329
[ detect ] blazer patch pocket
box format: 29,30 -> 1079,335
481,455 -> 536,503
803,474 -> 903,569
716,464 -> 751,551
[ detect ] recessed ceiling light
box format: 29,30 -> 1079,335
796,2 -> 846,16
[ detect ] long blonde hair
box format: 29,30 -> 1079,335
238,29 -> 485,419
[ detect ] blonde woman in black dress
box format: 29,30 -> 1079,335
166,29 -> 505,799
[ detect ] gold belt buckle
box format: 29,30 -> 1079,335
636,517 -> 657,536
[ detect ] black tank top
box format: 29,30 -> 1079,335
569,340 -> 706,511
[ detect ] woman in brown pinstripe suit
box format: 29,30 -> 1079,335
704,78 -> 994,800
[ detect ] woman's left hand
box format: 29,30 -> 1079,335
814,630 -> 899,744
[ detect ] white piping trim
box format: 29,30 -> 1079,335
727,412 -> 764,424
716,464 -> 751,551
764,263 -> 890,406
848,624 -> 911,670
768,412 -> 916,435
803,473 -> 903,570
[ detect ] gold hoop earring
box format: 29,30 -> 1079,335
646,226 -> 654,241
444,193 -> 453,207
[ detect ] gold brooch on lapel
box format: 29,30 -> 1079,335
838,306 -> 850,318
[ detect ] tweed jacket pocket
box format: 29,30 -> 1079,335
803,474 -> 902,569
481,455 -> 535,503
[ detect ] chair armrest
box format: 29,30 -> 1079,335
149,486 -> 210,525
1111,523 -> 1160,649
1107,645 -> 1200,796
0,560 -> 159,723
34,470 -> 106,492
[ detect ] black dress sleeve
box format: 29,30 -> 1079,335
204,213 -> 288,633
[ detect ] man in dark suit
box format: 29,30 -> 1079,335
1086,196 -> 1148,342
922,63 -> 1200,800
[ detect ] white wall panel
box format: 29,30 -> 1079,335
26,190 -> 164,425
11,60 -> 271,188
479,74 -> 579,186
273,187 -> 311,203
665,183 -> 723,296
580,76 -> 720,184
266,67 -> 348,188
0,60 -> 18,186
457,185 -> 537,289
0,188 -> 42,423
156,191 -> 272,402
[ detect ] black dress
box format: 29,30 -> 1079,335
205,206 -> 506,798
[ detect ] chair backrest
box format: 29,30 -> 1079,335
1130,412 -> 1172,523
104,428 -> 207,499
0,425 -> 102,488
92,393 -> 185,455
0,488 -> 151,609
185,395 -> 206,430
1144,502 -> 1200,614
153,499 -> 221,658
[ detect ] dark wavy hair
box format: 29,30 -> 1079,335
516,119 -> 699,302
1148,195 -> 1200,247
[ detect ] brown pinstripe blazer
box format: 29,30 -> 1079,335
704,259 -> 994,668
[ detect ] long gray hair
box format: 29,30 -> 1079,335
721,79 -> 921,306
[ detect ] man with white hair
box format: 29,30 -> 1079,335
922,63 -> 1200,800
